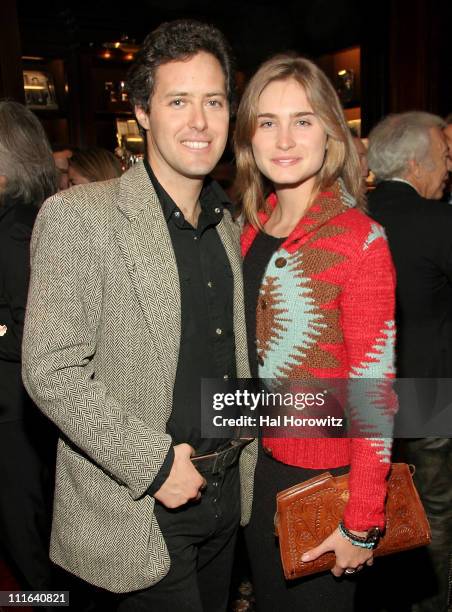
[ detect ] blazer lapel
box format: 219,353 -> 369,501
217,216 -> 250,378
217,217 -> 242,278
114,162 -> 181,387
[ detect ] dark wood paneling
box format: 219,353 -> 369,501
0,0 -> 24,101
361,0 -> 450,134
3,0 -> 448,148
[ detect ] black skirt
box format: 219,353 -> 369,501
244,440 -> 356,612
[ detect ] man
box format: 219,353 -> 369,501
22,20 -> 256,612
367,112 -> 452,612
443,113 -> 452,203
444,113 -> 452,166
0,100 -> 58,594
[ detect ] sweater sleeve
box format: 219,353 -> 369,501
340,227 -> 397,530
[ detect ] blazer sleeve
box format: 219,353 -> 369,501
340,230 -> 397,531
22,194 -> 172,500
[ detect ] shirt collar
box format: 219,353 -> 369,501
143,158 -> 232,226
241,180 -> 355,257
143,158 -> 178,222
389,177 -> 419,194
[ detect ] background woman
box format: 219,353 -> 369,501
0,100 -> 58,590
234,56 -> 396,610
68,146 -> 122,186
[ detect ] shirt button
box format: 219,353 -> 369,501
214,207 -> 221,214
216,328 -> 223,335
275,257 -> 287,268
223,374 -> 229,380
207,281 -> 213,288
174,211 -> 181,218
194,236 -> 198,241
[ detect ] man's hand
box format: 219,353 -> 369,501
301,527 -> 374,577
153,443 -> 207,509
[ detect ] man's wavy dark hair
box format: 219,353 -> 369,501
127,19 -> 236,113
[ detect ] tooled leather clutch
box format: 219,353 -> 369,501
274,463 -> 431,579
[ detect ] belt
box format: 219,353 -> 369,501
191,439 -> 253,474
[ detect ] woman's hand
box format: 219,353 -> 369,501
301,527 -> 374,577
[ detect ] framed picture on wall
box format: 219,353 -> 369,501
23,70 -> 58,110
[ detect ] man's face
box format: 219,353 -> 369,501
416,127 -> 449,199
444,123 -> 452,173
135,52 -> 229,186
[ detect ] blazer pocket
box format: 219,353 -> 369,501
51,439 -> 170,593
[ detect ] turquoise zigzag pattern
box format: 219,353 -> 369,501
348,320 -> 396,463
363,223 -> 387,251
338,178 -> 357,208
349,319 -> 395,379
258,250 -> 326,380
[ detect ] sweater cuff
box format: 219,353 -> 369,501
342,468 -> 389,531
146,445 -> 175,497
342,498 -> 386,531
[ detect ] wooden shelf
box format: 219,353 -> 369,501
80,50 -> 134,148
95,109 -> 133,118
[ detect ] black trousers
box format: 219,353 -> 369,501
245,442 -> 356,612
401,438 -> 452,612
0,415 -> 57,590
355,439 -> 452,612
113,462 -> 241,612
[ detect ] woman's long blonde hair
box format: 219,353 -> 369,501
234,55 -> 364,228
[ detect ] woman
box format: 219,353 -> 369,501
68,146 -> 122,186
0,100 -> 58,589
234,56 -> 396,610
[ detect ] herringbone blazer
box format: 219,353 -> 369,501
22,161 -> 257,593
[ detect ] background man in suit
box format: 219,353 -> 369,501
367,112 -> 451,612
22,19 -> 255,612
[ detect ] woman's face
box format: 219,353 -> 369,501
251,79 -> 328,190
68,164 -> 90,186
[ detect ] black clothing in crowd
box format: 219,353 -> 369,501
0,196 -> 57,590
368,180 -> 452,378
368,179 -> 452,612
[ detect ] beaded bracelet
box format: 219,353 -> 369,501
338,521 -> 375,549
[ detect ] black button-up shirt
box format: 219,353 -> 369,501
144,160 -> 237,493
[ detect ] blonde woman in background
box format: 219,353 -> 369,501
68,147 -> 122,185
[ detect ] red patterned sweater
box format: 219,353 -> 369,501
241,182 -> 397,530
